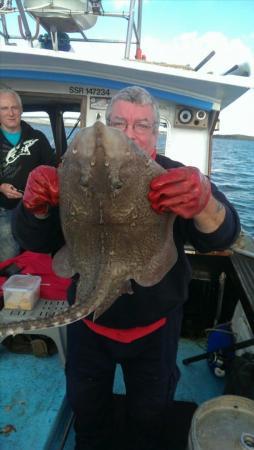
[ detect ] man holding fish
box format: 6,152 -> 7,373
13,86 -> 240,450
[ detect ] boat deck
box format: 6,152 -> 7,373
0,337 -> 225,450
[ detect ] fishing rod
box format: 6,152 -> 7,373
182,337 -> 254,365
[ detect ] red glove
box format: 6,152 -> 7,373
148,166 -> 211,219
23,165 -> 59,216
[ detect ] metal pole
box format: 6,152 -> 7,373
0,14 -> 13,45
136,0 -> 142,51
213,272 -> 226,326
194,50 -> 215,71
15,0 -> 33,46
124,0 -> 136,60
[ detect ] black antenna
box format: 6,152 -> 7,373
223,62 -> 251,77
194,50 -> 216,71
223,65 -> 238,75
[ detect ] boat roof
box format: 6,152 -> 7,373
1,46 -> 253,112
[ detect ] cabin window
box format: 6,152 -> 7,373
157,118 -> 170,155
22,111 -> 55,149
63,111 -> 81,144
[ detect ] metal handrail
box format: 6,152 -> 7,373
0,0 -> 143,59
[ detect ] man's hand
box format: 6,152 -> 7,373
0,183 -> 23,199
23,165 -> 59,217
148,166 -> 211,219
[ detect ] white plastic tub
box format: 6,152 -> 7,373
3,275 -> 41,311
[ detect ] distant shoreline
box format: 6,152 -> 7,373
25,117 -> 254,142
213,134 -> 254,141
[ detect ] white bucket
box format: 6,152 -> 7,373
188,395 -> 254,450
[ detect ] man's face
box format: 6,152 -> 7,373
0,93 -> 22,133
109,100 -> 158,157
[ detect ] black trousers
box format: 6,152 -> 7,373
66,305 -> 183,450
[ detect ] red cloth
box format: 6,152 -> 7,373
0,251 -> 71,299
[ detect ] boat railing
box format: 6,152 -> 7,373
0,0 -> 143,58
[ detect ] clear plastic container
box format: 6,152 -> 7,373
3,274 -> 41,310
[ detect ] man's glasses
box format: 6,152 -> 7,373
110,119 -> 155,135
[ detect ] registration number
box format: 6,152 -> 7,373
69,86 -> 111,96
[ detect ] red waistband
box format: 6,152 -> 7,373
83,317 -> 167,343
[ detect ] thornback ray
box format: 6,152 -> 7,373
0,122 -> 177,337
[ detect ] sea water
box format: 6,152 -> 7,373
211,137 -> 254,238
